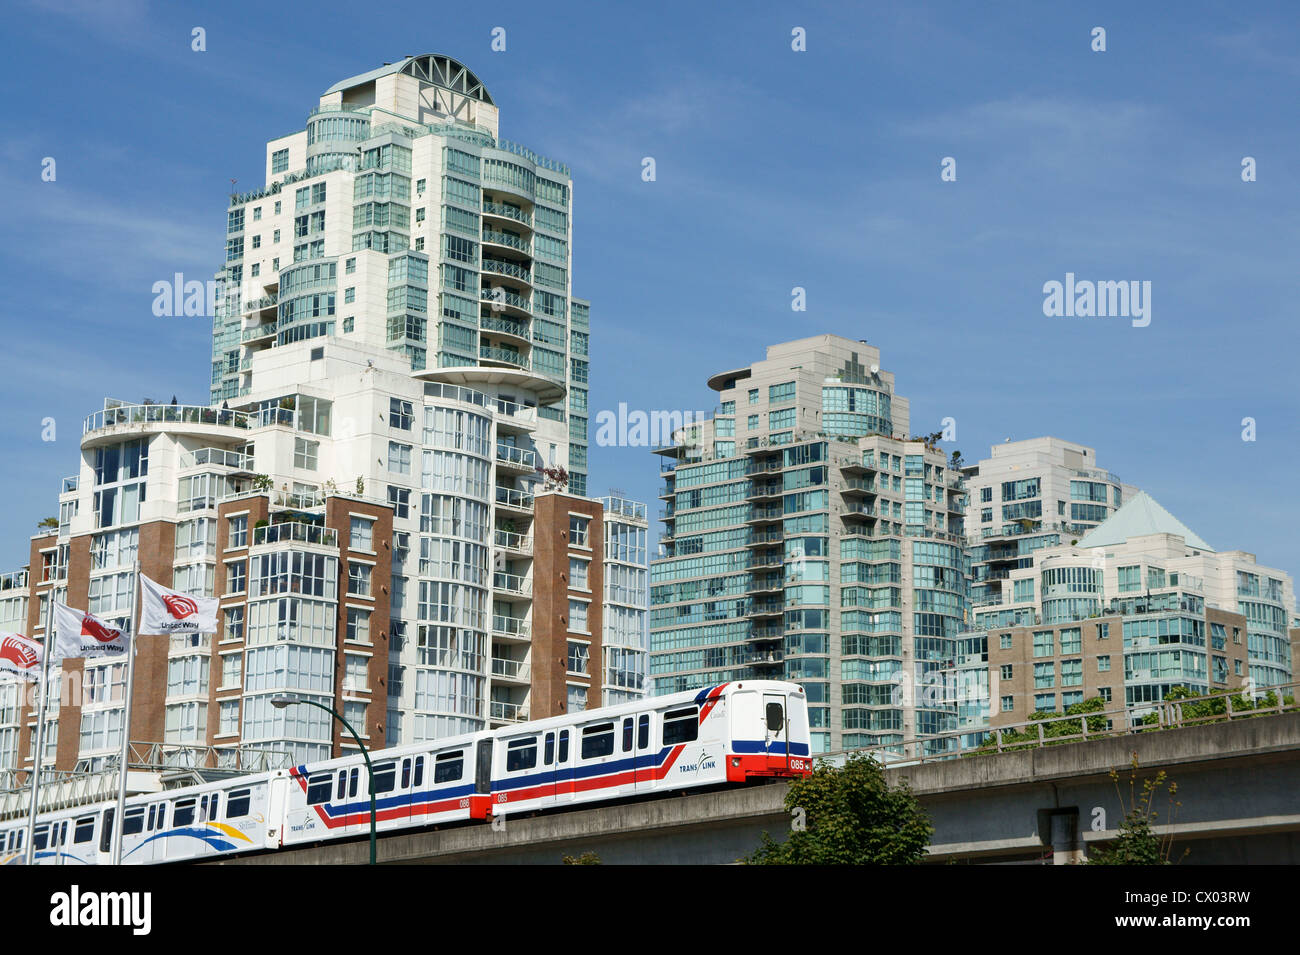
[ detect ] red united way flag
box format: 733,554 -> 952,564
0,632 -> 44,682
53,603 -> 129,659
139,574 -> 218,635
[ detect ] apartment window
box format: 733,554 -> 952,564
221,653 -> 242,688
344,654 -> 368,692
769,382 -> 795,404
387,485 -> 410,519
569,557 -> 588,590
1034,693 -> 1056,712
569,515 -> 589,547
747,414 -> 759,429
350,516 -> 374,551
416,178 -> 426,196
981,508 -> 992,523
253,207 -> 262,221
250,263 -> 260,277
251,235 -> 261,249
345,256 -> 356,274
1097,654 -> 1111,672
1117,565 -> 1141,592
1097,622 -> 1109,640
343,317 -> 354,333
1000,695 -> 1014,712
218,700 -> 239,735
567,641 -> 589,674
980,487 -> 992,503
389,398 -> 414,430
1033,662 -> 1055,688
344,287 -> 355,303
344,701 -> 367,735
226,560 -> 247,595
274,201 -> 281,214
1234,659 -> 1242,676
999,633 -> 1012,650
1059,628 -> 1082,655
748,388 -> 759,404
271,148 -> 289,173
347,607 -> 371,643
1032,631 -> 1054,657
388,442 -> 412,475
293,437 -> 318,470
999,664 -> 1013,680
568,599 -> 589,634
566,685 -> 587,713
1061,659 -> 1082,687
223,606 -> 244,642
273,230 -> 280,244
1098,686 -> 1112,703
348,562 -> 372,597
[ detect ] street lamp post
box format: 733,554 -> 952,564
271,695 -> 377,865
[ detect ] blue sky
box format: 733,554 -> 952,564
1,0 -> 1297,584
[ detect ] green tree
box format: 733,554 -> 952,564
561,851 -> 601,865
1088,755 -> 1186,865
746,753 -> 932,864
975,695 -> 1109,753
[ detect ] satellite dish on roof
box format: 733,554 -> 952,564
869,364 -> 879,374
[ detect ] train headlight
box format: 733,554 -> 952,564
731,758 -> 740,767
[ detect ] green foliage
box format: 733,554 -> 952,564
1137,684 -> 1293,727
975,695 -> 1109,753
746,753 -> 932,865
252,474 -> 274,492
561,852 -> 601,865
1088,755 -> 1187,865
355,475 -> 365,495
37,516 -> 58,529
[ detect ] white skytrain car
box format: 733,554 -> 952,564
0,680 -> 810,865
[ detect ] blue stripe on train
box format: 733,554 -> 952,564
731,740 -> 811,756
312,782 -> 477,820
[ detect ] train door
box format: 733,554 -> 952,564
763,690 -> 789,772
633,714 -> 651,790
266,774 -> 289,848
619,717 -> 636,793
575,721 -> 619,805
475,738 -> 493,814
553,729 -> 573,804
542,732 -> 556,802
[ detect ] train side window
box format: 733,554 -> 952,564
622,718 -> 633,753
147,805 -> 157,831
336,771 -> 347,800
506,737 -> 538,772
226,789 -> 251,819
544,732 -> 554,765
434,750 -> 462,783
74,816 -> 96,845
414,756 -> 425,787
348,768 -> 360,799
123,807 -> 145,836
401,758 -> 411,789
99,810 -> 114,853
33,824 -> 49,851
204,793 -> 220,822
766,702 -> 784,732
580,722 -> 615,760
558,730 -> 569,763
173,799 -> 196,827
12,828 -> 23,851
638,714 -> 649,750
373,761 -> 397,795
306,774 -> 331,805
663,707 -> 700,745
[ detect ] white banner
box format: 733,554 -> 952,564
54,603 -> 130,659
138,574 -> 218,635
0,632 -> 44,682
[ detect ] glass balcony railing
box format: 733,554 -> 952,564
495,486 -> 534,510
0,570 -> 28,591
491,657 -> 530,681
241,323 -> 277,342
489,700 -> 529,722
493,572 -> 531,595
482,200 -> 532,227
494,529 -> 532,551
494,398 -> 537,425
599,497 -> 647,521
480,315 -> 530,339
253,522 -> 338,548
495,444 -> 538,470
482,229 -> 531,253
481,287 -> 532,313
84,404 -> 252,435
181,448 -> 253,470
482,258 -> 531,282
479,346 -> 529,370
492,615 -> 529,638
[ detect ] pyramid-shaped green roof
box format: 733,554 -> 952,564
1077,491 -> 1214,552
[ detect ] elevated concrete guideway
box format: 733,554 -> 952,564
208,713 -> 1300,865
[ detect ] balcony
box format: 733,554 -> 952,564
747,575 -> 783,594
83,403 -> 253,444
481,258 -> 531,283
750,550 -> 783,570
0,570 -> 28,591
494,529 -> 533,554
747,482 -> 782,500
491,657 -> 531,683
479,345 -> 530,371
252,522 -> 338,548
745,529 -> 782,547
482,200 -> 532,227
492,615 -> 530,641
480,315 -> 530,342
489,700 -> 529,723
495,443 -> 539,473
482,229 -> 531,254
269,489 -> 325,511
241,323 -> 277,343
480,287 -> 532,316
494,398 -> 537,432
750,505 -> 783,524
493,572 -> 532,596
61,476 -> 79,494
749,600 -> 784,618
841,477 -> 876,496
599,497 -> 647,521
180,447 -> 254,472
495,486 -> 535,512
749,624 -> 784,641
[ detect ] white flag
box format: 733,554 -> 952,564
139,574 -> 218,635
54,603 -> 129,660
0,632 -> 43,682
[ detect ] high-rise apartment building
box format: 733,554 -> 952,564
0,54 -> 646,779
650,335 -> 969,755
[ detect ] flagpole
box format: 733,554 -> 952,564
111,560 -> 141,866
23,590 -> 55,865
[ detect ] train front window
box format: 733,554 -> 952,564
663,707 -> 699,745
306,779 -> 332,805
766,702 -> 784,732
